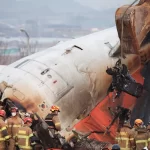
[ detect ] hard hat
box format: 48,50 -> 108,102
142,147 -> 148,150
134,119 -> 143,125
11,107 -> 18,112
112,144 -> 120,150
50,105 -> 60,112
23,117 -> 32,124
0,110 -> 6,117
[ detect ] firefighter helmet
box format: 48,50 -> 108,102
112,144 -> 120,150
0,110 -> 6,117
23,117 -> 32,124
11,107 -> 18,112
50,105 -> 60,112
134,119 -> 143,125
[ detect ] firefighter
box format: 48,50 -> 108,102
115,120 -> 135,150
45,105 -> 61,135
15,117 -> 34,150
5,107 -> 24,150
134,123 -> 150,150
0,109 -> 10,150
44,105 -> 62,149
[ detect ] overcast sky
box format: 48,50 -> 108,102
14,0 -> 136,10
75,0 -> 135,10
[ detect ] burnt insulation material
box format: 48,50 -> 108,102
74,139 -> 110,150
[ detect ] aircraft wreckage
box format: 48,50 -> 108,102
0,0 -> 150,149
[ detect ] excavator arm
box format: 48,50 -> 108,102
115,0 -> 150,64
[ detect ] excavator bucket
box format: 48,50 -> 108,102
115,0 -> 150,63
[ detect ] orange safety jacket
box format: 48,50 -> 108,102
115,124 -> 135,150
15,125 -> 33,150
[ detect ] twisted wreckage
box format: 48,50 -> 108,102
0,0 -> 150,149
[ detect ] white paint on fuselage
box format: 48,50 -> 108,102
0,27 -> 140,134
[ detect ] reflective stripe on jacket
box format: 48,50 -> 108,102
134,127 -> 150,150
5,116 -> 23,138
115,124 -> 135,150
0,117 -> 10,149
0,118 -> 10,141
16,125 -> 33,150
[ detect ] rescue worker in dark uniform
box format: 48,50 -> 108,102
45,105 -> 61,135
15,117 -> 34,150
28,113 -> 44,150
0,110 -> 10,150
44,105 -> 62,148
115,120 -> 135,150
5,107 -> 24,150
134,123 -> 150,150
30,114 -> 39,132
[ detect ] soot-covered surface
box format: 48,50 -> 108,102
75,62 -> 150,143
